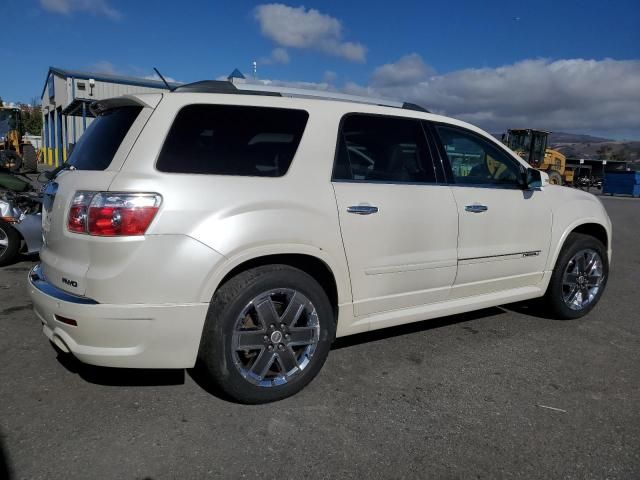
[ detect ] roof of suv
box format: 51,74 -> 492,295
171,80 -> 429,113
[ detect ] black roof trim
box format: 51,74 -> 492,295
172,80 -> 281,96
402,102 -> 430,113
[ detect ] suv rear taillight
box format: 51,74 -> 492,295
67,191 -> 162,236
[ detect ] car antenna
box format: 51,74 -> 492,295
153,68 -> 175,91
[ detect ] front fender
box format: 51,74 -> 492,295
545,191 -> 611,273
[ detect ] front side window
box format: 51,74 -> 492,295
157,105 -> 308,176
436,125 -> 522,187
333,114 -> 436,183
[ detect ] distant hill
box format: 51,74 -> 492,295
492,131 -> 640,163
547,132 -> 612,144
491,131 -> 612,144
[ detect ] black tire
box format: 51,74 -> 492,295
548,170 -> 563,185
0,220 -> 21,267
542,232 -> 608,320
198,265 -> 335,404
20,144 -> 37,173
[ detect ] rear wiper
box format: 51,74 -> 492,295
43,163 -> 76,180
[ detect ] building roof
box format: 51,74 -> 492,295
227,68 -> 245,80
42,66 -> 181,98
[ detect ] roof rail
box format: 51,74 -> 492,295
172,80 -> 429,112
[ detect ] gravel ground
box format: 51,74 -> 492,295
0,196 -> 638,479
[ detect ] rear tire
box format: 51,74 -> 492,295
20,144 -> 37,172
548,170 -> 563,185
198,265 -> 335,404
542,233 -> 608,319
0,220 -> 21,267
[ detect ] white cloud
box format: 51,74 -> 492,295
259,47 -> 291,65
371,53 -> 435,87
253,4 -> 366,62
271,47 -> 290,64
345,55 -> 640,137
40,0 -> 122,20
88,62 -> 178,83
90,60 -> 118,75
143,73 -> 178,83
323,70 -> 337,83
247,77 -> 334,91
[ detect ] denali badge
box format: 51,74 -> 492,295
61,277 -> 78,288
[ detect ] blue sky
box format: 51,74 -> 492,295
2,0 -> 640,137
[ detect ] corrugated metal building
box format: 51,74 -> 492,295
40,67 -> 178,167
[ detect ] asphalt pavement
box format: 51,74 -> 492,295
1,196 -> 638,479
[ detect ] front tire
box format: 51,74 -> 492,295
198,265 -> 335,404
0,220 -> 21,267
543,233 -> 608,319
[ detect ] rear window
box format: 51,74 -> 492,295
67,106 -> 141,171
156,105 -> 309,176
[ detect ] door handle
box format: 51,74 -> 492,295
347,205 -> 379,215
465,204 -> 488,213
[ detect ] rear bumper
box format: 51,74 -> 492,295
28,264 -> 209,368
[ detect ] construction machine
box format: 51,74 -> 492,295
0,107 -> 38,173
502,129 -> 573,185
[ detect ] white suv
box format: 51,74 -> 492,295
29,81 -> 611,403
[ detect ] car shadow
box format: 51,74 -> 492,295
501,300 -> 557,320
53,306 -> 516,402
0,428 -> 13,480
331,306 -> 506,350
54,347 -> 185,387
187,361 -> 236,403
0,252 -> 39,269
187,306 -> 507,404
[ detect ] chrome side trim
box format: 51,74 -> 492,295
29,264 -> 99,305
365,259 -> 457,275
459,250 -> 542,262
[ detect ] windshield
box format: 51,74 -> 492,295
0,109 -> 19,138
67,106 -> 141,170
507,131 -> 531,152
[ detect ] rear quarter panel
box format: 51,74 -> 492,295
109,93 -> 352,306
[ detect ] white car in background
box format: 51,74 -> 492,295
29,81 -> 611,403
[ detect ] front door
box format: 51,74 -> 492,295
332,113 -> 458,317
432,124 -> 552,298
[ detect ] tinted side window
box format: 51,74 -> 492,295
435,125 -> 522,187
157,105 -> 308,176
68,106 -> 141,171
333,114 -> 436,183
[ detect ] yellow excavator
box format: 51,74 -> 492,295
502,129 -> 573,185
0,107 -> 38,172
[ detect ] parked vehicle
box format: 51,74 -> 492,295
0,107 -> 38,173
502,129 -> 574,185
0,187 -> 43,266
29,82 -> 612,403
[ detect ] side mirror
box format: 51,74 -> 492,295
523,168 -> 543,189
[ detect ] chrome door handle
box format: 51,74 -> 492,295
465,204 -> 488,213
347,205 -> 379,215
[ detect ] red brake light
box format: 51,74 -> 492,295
67,192 -> 161,236
67,191 -> 94,233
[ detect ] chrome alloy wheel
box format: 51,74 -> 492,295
0,226 -> 8,256
562,248 -> 605,311
232,289 -> 320,387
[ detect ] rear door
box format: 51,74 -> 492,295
41,100 -> 154,296
332,113 -> 458,317
429,123 -> 552,298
